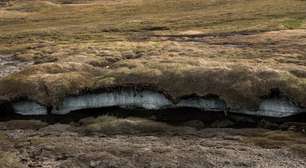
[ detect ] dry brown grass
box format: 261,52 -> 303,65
0,0 -> 305,110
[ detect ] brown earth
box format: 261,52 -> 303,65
0,117 -> 306,168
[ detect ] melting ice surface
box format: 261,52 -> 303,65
52,91 -> 227,115
258,98 -> 303,117
234,98 -> 305,117
177,98 -> 226,111
13,101 -> 47,115
9,89 -> 306,117
52,90 -> 173,115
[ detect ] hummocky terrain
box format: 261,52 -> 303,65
0,0 -> 306,167
0,0 -> 306,115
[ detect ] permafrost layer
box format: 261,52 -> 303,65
13,101 -> 48,115
5,89 -> 306,117
176,98 -> 226,111
233,98 -> 304,118
52,90 -> 173,115
52,91 -> 227,115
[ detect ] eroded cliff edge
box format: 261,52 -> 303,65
0,0 -> 306,118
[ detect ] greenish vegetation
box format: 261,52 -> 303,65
282,19 -> 304,29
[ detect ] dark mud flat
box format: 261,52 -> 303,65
0,116 -> 306,168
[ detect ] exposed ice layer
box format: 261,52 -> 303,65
52,90 -> 173,115
177,98 -> 226,111
234,98 -> 305,117
52,90 -> 229,115
258,98 -> 304,117
13,101 -> 48,115
7,90 -> 306,118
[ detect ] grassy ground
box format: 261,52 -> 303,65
0,0 -> 306,110
1,0 -> 305,54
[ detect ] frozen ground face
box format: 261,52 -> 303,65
0,55 -> 33,78
52,90 -> 227,115
52,90 -> 173,115
0,117 -> 305,168
9,89 -> 306,118
13,101 -> 48,115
